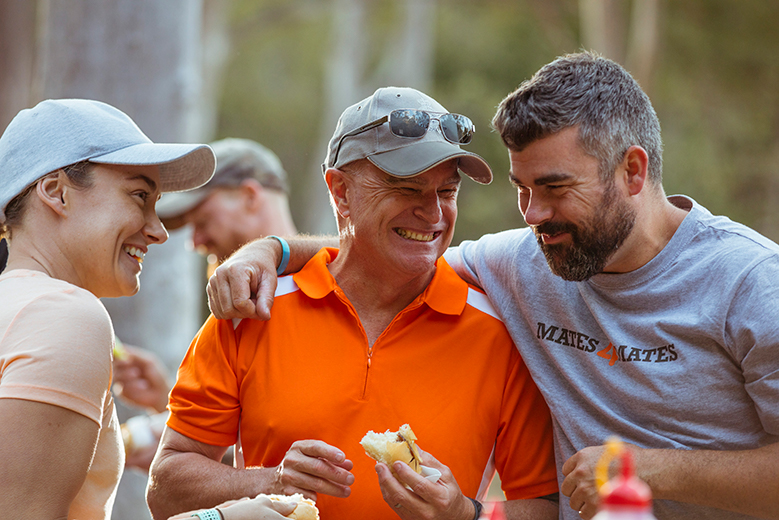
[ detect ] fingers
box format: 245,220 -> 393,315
212,495 -> 295,520
561,458 -> 600,517
254,268 -> 278,320
207,263 -> 276,321
275,440 -> 355,500
207,264 -> 255,320
207,239 -> 283,321
375,463 -> 415,516
265,498 -> 297,518
577,501 -> 598,519
376,461 -> 469,520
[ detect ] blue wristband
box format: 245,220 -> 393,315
267,235 -> 290,275
190,509 -> 223,520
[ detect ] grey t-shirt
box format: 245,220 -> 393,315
445,196 -> 779,519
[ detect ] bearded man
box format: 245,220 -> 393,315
206,52 -> 779,520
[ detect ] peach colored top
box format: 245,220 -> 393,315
0,269 -> 123,519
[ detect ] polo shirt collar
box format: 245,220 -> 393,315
293,247 -> 469,316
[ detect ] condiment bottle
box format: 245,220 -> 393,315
592,446 -> 657,520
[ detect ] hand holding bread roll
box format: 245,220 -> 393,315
258,493 -> 319,520
360,423 -> 422,476
262,493 -> 319,520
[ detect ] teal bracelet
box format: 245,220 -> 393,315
190,508 -> 223,520
267,235 -> 290,275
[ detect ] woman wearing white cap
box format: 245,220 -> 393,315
0,100 -> 293,520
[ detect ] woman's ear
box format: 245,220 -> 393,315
325,168 -> 350,218
36,171 -> 69,216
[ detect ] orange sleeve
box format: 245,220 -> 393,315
495,347 -> 559,500
167,315 -> 242,446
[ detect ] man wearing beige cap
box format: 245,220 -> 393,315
156,137 -> 297,263
148,87 -> 558,520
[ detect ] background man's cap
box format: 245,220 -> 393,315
155,138 -> 288,226
324,86 -> 492,184
0,98 -> 215,224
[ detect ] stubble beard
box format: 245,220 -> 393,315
534,182 -> 637,282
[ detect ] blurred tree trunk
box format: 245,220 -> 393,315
378,0 -> 435,91
625,0 -> 660,91
579,0 -> 660,93
33,0 -> 222,379
301,0 -> 437,234
579,0 -> 626,63
0,0 -> 37,130
301,0 -> 366,235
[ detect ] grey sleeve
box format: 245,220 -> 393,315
443,241 -> 482,287
725,255 -> 779,434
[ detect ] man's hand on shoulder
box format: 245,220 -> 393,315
207,238 -> 282,320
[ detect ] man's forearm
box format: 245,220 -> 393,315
638,442 -> 779,519
277,234 -> 338,275
147,451 -> 273,520
503,497 -> 559,520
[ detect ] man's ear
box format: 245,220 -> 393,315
620,145 -> 649,196
325,168 -> 350,218
36,171 -> 69,216
239,179 -> 265,210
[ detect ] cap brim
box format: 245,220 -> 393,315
367,141 -> 492,184
155,188 -> 212,223
91,143 -> 215,192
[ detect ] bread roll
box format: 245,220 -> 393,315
262,493 -> 319,520
360,423 -> 422,475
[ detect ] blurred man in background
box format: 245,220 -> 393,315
156,137 -> 297,264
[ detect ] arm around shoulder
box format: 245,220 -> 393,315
207,234 -> 337,320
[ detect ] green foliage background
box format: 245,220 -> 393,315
216,0 -> 779,243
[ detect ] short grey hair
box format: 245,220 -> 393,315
492,51 -> 664,185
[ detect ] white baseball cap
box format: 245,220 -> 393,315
0,98 -> 216,223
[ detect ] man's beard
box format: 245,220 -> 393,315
533,182 -> 636,281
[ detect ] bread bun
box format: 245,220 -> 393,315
360,423 -> 422,476
262,493 -> 319,520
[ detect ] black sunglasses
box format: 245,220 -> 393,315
331,109 -> 475,167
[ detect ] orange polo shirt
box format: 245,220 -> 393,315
168,248 -> 557,519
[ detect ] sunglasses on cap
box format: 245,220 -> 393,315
332,109 -> 475,167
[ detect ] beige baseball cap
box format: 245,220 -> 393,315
323,86 -> 492,184
155,138 -> 288,228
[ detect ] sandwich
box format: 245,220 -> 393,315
360,423 -> 422,476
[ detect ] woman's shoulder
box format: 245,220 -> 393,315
2,270 -> 113,342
